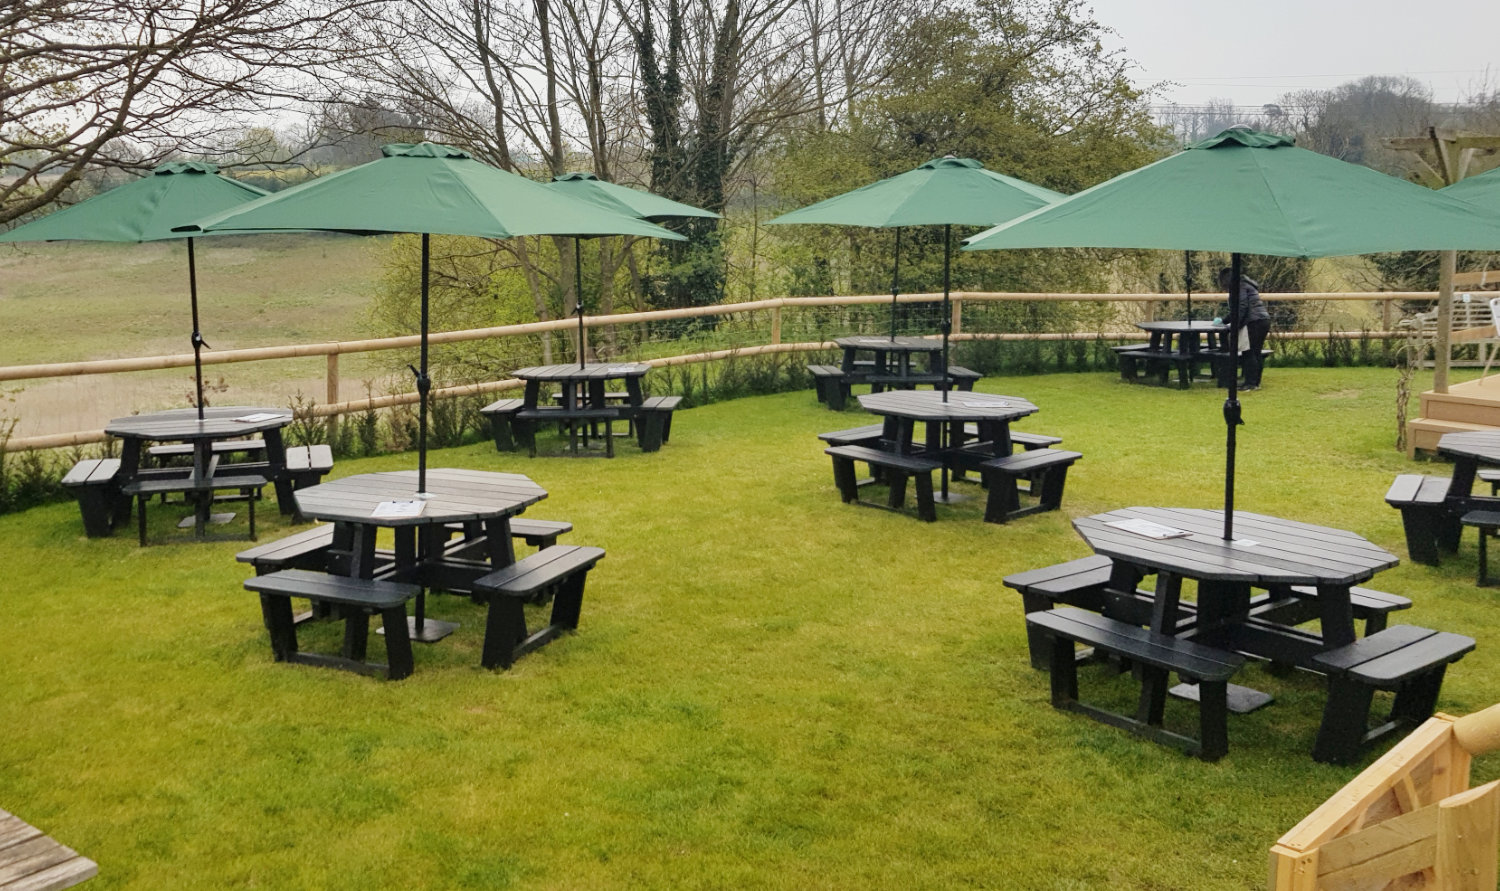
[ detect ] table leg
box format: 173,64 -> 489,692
380,525 -> 457,643
1169,576 -> 1274,713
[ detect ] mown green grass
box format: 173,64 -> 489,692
4,366 -> 1496,889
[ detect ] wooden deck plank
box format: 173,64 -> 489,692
0,810 -> 96,891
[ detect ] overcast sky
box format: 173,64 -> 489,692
1092,0 -> 1500,110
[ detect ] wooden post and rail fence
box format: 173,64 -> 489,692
0,290 -> 1452,453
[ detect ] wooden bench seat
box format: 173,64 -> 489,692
807,364 -> 850,410
1027,607 -> 1244,761
237,524 -> 339,575
636,395 -> 682,452
275,444 -> 334,521
122,469 -> 271,545
61,457 -> 128,537
148,438 -> 265,462
1312,625 -> 1476,764
480,397 -> 526,451
471,545 -> 605,669
515,406 -> 620,457
440,518 -> 574,566
1115,348 -> 1199,388
1280,585 -> 1413,635
244,569 -> 422,680
943,365 -> 982,391
1198,347 -> 1273,388
817,423 -> 885,448
978,448 -> 1081,523
1003,556 -> 1174,667
1385,473 -> 1457,566
1009,431 -> 1062,451
825,444 -> 941,522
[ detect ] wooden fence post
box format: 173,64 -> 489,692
326,353 -> 340,443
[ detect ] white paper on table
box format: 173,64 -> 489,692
1106,518 -> 1190,539
233,412 -> 281,423
608,365 -> 637,373
372,500 -> 425,519
961,400 -> 1009,408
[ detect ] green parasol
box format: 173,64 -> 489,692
547,173 -> 718,367
767,156 -> 1064,350
184,143 -> 683,494
965,127 -> 1500,539
1442,165 -> 1500,204
0,161 -> 270,418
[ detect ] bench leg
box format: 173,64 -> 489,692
1036,464 -> 1072,512
884,470 -> 909,511
912,471 -> 936,522
827,381 -> 848,411
137,494 -> 149,546
638,411 -> 666,452
1021,594 -> 1056,671
1313,677 -> 1376,764
489,414 -> 517,451
830,455 -> 859,504
1398,507 -> 1442,566
380,606 -> 414,680
73,487 -> 117,537
1390,667 -> 1448,726
550,569 -> 589,630
982,474 -> 1021,524
342,610 -> 370,662
1046,632 -> 1080,707
482,597 -> 528,670
1196,679 -> 1230,762
260,594 -> 299,661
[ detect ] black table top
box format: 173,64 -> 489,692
835,335 -> 942,353
1135,320 -> 1226,333
293,469 -> 547,527
857,389 -> 1038,423
512,363 -> 650,382
105,406 -> 292,441
1437,431 -> 1500,464
1073,507 -> 1398,586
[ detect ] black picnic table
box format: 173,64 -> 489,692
857,389 -> 1038,469
835,335 -> 947,389
513,362 -> 651,411
291,468 -> 548,641
1074,507 -> 1400,711
1135,320 -> 1227,354
105,406 -> 293,539
1437,431 -> 1500,507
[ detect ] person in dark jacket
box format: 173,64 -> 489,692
1218,267 -> 1271,390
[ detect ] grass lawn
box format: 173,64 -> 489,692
4,366 -> 1496,889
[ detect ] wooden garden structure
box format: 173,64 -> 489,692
1269,703 -> 1500,889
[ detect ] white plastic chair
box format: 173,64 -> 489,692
1482,296 -> 1500,383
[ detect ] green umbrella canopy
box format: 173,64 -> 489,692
0,161 -> 280,420
1443,164 -> 1500,206
963,127 -> 1500,543
764,157 -> 1064,229
0,161 -> 267,243
547,172 -> 718,222
184,143 -> 683,241
963,128 -> 1500,255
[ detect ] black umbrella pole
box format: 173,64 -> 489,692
188,237 -> 205,420
417,234 -> 431,496
1222,253 -> 1244,541
890,228 -> 902,340
576,238 -> 586,368
940,225 -> 952,501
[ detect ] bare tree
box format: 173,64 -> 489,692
0,0 -> 378,224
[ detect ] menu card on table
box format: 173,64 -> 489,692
372,500 -> 425,519
233,412 -> 282,423
1106,518 -> 1190,539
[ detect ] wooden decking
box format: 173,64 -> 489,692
1408,376 -> 1500,456
0,809 -> 96,891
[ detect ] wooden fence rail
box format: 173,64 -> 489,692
0,290 -> 1439,452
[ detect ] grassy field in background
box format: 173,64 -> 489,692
4,366 -> 1496,889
